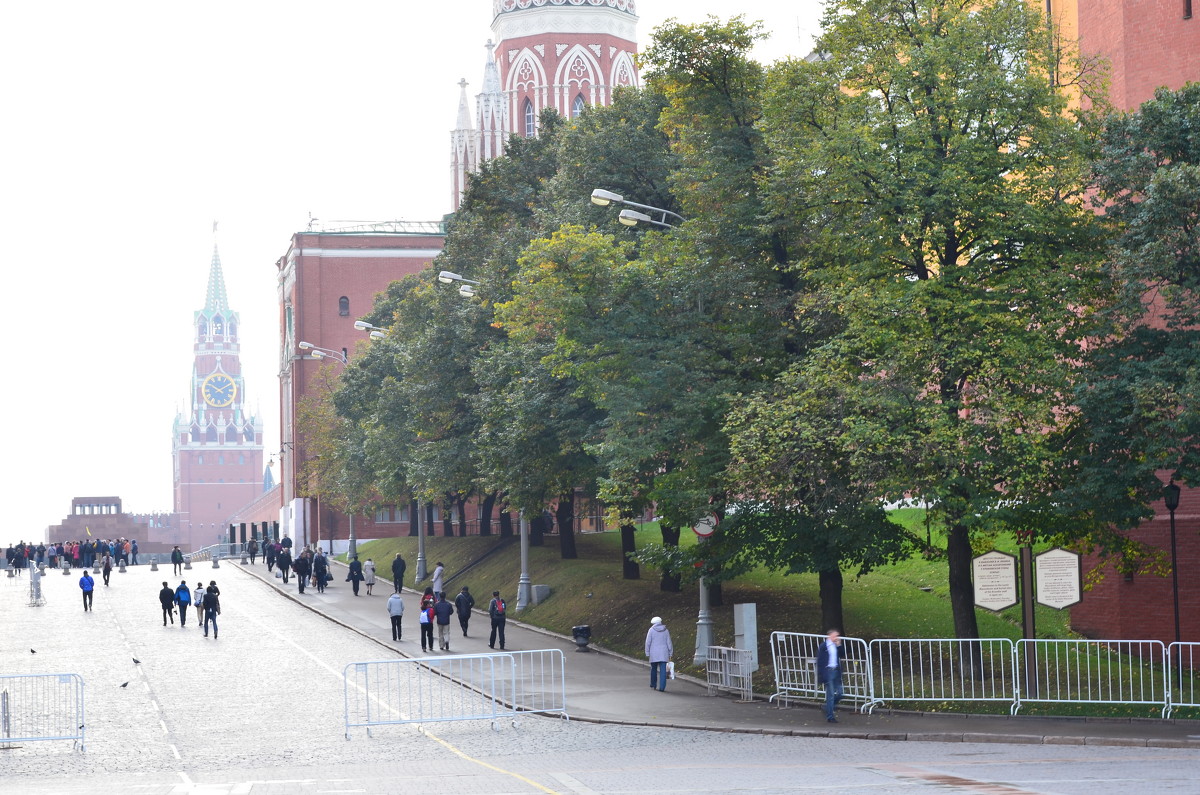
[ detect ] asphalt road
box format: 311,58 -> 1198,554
2,564 -> 1198,794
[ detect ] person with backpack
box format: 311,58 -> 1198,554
79,570 -> 95,612
418,597 -> 436,652
488,590 -> 507,650
433,593 -> 455,651
192,581 -> 206,617
454,586 -> 475,637
313,549 -> 329,593
202,583 -> 221,639
277,546 -> 293,584
174,580 -> 192,626
159,581 -> 176,626
247,538 -> 259,565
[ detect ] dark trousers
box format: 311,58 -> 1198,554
420,622 -> 434,650
102,570 -> 111,586
490,618 -> 506,649
178,604 -> 189,625
82,591 -> 93,611
162,605 -> 174,625
459,615 -> 470,636
391,616 -> 402,640
297,574 -> 306,593
393,576 -> 403,593
351,579 -> 360,596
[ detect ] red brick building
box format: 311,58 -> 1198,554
275,223 -> 446,551
1063,0 -> 1199,643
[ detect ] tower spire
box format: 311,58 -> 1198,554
205,223 -> 229,313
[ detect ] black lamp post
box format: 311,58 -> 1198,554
1164,480 -> 1182,643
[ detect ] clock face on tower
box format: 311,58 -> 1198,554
202,373 -> 237,407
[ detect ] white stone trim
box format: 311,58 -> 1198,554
493,7 -> 637,43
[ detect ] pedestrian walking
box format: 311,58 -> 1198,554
265,541 -> 277,572
159,582 -> 176,626
313,549 -> 329,593
101,552 -> 114,586
418,599 -> 435,652
192,581 -> 205,616
645,616 -> 674,692
363,558 -> 376,595
170,546 -> 184,576
79,570 -> 94,612
386,590 -> 405,641
277,547 -> 292,584
488,591 -> 507,650
347,556 -> 364,596
174,580 -> 192,626
431,561 -> 445,599
434,593 -> 455,651
454,586 -> 475,637
247,538 -> 259,564
391,552 -> 407,594
202,584 -> 221,639
131,539 -> 139,565
293,551 -> 311,594
818,629 -> 844,722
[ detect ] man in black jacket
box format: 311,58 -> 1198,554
454,586 -> 475,637
159,582 -> 176,626
488,591 -> 506,650
817,629 -> 844,722
433,593 -> 455,651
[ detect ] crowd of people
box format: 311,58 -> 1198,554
5,538 -> 140,572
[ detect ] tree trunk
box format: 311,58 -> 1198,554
947,522 -> 981,639
620,523 -> 640,579
479,493 -> 495,537
498,510 -> 513,538
456,495 -> 467,537
408,499 -> 419,537
659,522 -> 682,592
818,567 -> 845,635
556,494 -> 577,559
709,578 -> 723,608
441,497 -> 454,537
529,512 -> 545,547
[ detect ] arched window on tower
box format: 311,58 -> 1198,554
572,94 -> 586,118
212,315 -> 224,336
523,98 -> 536,138
206,425 -> 218,443
191,424 -> 202,442
227,320 -> 237,339
197,319 -> 208,339
338,296 -> 350,316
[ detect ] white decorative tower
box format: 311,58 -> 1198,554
451,0 -> 640,209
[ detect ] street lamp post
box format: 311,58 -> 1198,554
1165,480 -> 1182,643
414,499 -> 427,583
692,516 -> 717,666
590,188 -> 685,229
516,510 -> 532,612
353,319 -> 388,340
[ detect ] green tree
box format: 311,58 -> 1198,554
751,0 -> 1106,639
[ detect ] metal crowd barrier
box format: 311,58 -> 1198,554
344,649 -> 568,737
496,648 -> 569,719
769,632 -> 872,706
345,653 -> 515,736
0,673 -> 85,751
1167,642 -> 1200,718
1014,639 -> 1168,716
706,646 -> 754,701
866,638 -> 1016,714
770,633 -> 1190,716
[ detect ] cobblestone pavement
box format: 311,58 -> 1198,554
3,565 -> 1200,794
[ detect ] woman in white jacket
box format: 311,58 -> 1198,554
362,558 -> 377,595
644,616 -> 674,692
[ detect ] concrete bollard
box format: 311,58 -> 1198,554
119,561 -> 127,573
150,555 -> 159,572
240,554 -> 249,564
184,560 -> 193,570
93,563 -> 101,574
5,569 -> 13,578
63,561 -> 72,575
212,555 -> 220,569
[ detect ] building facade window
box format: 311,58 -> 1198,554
338,296 -> 350,316
523,98 -> 536,137
572,94 -> 585,118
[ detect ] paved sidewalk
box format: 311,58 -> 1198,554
228,557 -> 1200,749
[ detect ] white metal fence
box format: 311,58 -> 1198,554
1167,642 -> 1200,718
706,646 -> 754,701
866,638 -> 1016,714
0,673 -> 85,751
769,632 -> 872,706
344,648 -> 567,737
770,633 -> 1195,716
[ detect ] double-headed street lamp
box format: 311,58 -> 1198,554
298,341 -> 348,364
438,270 -> 481,297
353,319 -> 388,340
590,188 -> 685,230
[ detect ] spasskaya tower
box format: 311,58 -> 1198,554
172,241 -> 264,550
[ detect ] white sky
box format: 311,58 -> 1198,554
0,0 -> 823,543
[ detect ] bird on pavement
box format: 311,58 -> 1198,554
133,658 -> 141,664
30,649 -> 37,654
120,682 -> 129,688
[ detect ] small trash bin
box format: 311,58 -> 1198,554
571,625 -> 592,652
